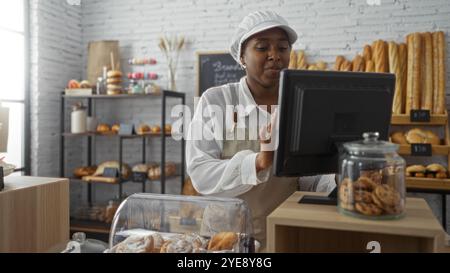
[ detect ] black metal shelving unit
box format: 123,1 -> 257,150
60,91 -> 185,234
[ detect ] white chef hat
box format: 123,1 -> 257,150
230,11 -> 298,65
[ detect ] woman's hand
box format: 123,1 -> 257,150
256,109 -> 277,172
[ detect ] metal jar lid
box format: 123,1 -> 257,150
343,132 -> 399,154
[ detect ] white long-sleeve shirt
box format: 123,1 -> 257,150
186,77 -> 335,197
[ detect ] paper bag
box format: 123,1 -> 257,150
86,40 -> 121,85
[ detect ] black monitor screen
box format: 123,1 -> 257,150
273,70 -> 395,177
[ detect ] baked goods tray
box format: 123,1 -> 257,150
107,229 -> 258,253
398,144 -> 450,155
406,177 -> 450,191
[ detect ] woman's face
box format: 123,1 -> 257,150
240,28 -> 291,89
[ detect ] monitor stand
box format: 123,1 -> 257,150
298,187 -> 337,205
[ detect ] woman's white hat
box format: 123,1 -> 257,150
230,11 -> 298,65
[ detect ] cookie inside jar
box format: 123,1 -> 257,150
338,132 -> 406,220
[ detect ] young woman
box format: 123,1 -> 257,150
186,11 -> 334,251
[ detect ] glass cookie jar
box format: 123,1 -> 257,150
338,132 -> 406,220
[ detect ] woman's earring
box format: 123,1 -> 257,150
242,64 -> 247,69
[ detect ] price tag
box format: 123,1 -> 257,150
410,110 -> 430,122
180,217 -> 196,226
132,172 -> 147,182
118,124 -> 134,135
103,167 -> 119,178
411,144 -> 432,156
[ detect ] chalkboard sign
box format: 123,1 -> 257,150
197,51 -> 246,96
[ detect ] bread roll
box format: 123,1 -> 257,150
406,33 -> 422,114
352,55 -> 365,72
137,124 -> 151,135
432,31 -> 446,114
288,50 -> 297,69
406,165 -> 426,174
316,60 -> 327,70
398,43 -> 408,114
426,163 -> 447,173
363,45 -> 372,62
389,42 -> 402,114
365,60 -> 375,72
96,123 -> 110,133
390,131 -> 407,144
421,32 -> 433,111
334,55 -> 345,71
308,64 -> 319,70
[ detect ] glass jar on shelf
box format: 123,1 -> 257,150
338,132 -> 406,220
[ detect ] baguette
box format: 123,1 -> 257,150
432,31 -> 446,114
398,43 -> 408,114
406,33 -> 422,114
388,41 -> 402,114
296,50 -> 307,70
365,60 -> 375,72
340,60 -> 352,71
374,40 -> 388,72
334,55 -> 345,71
352,54 -> 365,72
421,32 -> 433,111
288,50 -> 297,69
363,45 -> 372,62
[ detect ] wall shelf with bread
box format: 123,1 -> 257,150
60,89 -> 186,237
289,30 -> 448,231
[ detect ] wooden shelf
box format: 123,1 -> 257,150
69,175 -> 182,185
391,113 -> 448,125
406,177 -> 450,191
62,132 -> 172,138
70,219 -> 111,234
63,94 -> 161,99
398,144 -> 450,155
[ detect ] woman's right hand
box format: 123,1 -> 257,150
256,109 -> 277,172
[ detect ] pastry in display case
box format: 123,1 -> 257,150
106,193 -> 256,253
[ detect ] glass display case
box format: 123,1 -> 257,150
107,193 -> 255,253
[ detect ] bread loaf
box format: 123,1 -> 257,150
363,45 -> 372,62
334,55 -> 345,71
365,60 -> 375,72
432,31 -> 446,114
398,43 -> 408,114
420,32 -> 433,111
288,50 -> 297,69
374,40 -> 388,72
296,50 -> 307,69
340,60 -> 352,71
352,55 -> 365,72
389,42 -> 402,114
406,33 -> 422,114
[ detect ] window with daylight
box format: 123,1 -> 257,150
0,0 -> 28,174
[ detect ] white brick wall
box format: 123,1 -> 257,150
31,0 -> 450,230
30,0 -> 83,177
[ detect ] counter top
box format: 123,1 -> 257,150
0,176 -> 69,253
267,191 -> 449,252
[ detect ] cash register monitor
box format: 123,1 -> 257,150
273,70 -> 395,204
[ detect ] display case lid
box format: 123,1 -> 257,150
108,193 -> 255,253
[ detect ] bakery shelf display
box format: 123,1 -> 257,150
60,90 -> 186,236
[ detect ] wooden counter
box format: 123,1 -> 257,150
267,191 -> 449,253
0,176 -> 69,253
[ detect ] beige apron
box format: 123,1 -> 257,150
221,84 -> 297,252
